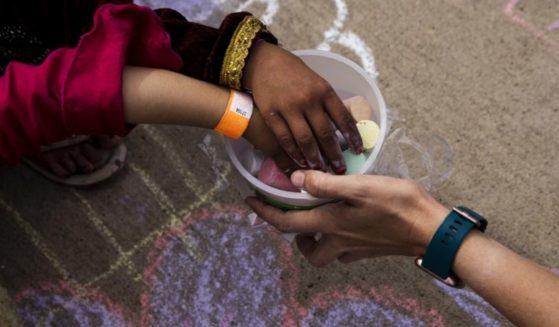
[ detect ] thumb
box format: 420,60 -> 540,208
291,170 -> 359,200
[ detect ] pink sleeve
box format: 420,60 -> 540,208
0,4 -> 183,165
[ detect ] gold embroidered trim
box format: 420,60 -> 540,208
220,16 -> 266,89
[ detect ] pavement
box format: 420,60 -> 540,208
1,0 -> 558,326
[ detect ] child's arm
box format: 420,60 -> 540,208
0,4 -> 284,165
122,66 -> 285,161
154,9 -> 362,173
5,2 -> 360,172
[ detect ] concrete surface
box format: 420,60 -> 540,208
1,0 -> 558,326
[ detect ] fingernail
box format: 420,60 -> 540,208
352,136 -> 364,154
331,159 -> 346,174
343,132 -> 363,154
291,170 -> 305,189
351,143 -> 364,154
353,146 -> 364,154
298,160 -> 309,168
308,161 -> 320,170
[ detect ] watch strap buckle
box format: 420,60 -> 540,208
415,257 -> 464,288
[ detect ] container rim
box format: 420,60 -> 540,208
225,49 -> 387,201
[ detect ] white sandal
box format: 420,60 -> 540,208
22,135 -> 127,186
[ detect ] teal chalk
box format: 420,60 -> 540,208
343,150 -> 367,175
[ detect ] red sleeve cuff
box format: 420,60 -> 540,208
62,4 -> 183,136
0,4 -> 182,165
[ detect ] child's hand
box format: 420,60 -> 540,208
243,43 -> 363,174
243,107 -> 293,171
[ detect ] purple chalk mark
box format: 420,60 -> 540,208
301,299 -> 426,327
141,208 -> 293,327
301,287 -> 446,327
135,0 -> 219,22
141,207 -> 446,326
15,281 -> 131,326
14,207 -> 456,326
547,20 -> 559,31
434,281 -> 504,327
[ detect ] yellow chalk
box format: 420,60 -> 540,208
356,120 -> 380,151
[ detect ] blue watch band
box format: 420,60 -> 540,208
416,207 -> 488,288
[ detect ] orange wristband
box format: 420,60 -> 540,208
214,89 -> 254,139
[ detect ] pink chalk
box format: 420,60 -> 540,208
257,159 -> 299,192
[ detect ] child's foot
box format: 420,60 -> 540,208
33,136 -> 123,178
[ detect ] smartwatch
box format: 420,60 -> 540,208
415,206 -> 488,288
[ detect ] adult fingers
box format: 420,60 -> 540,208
296,235 -> 340,267
324,92 -> 363,154
290,170 -> 367,201
337,251 -> 371,264
306,108 -> 346,174
295,234 -> 318,259
245,197 -> 323,234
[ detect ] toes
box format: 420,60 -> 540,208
94,135 -> 123,148
47,160 -> 71,178
80,143 -> 102,166
69,149 -> 94,173
60,153 -> 77,174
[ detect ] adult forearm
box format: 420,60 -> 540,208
453,230 -> 559,326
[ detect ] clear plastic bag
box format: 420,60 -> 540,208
373,108 -> 454,191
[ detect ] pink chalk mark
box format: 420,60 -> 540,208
548,20 -> 559,31
503,0 -> 559,52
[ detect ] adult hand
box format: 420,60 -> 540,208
243,42 -> 363,174
246,170 -> 449,267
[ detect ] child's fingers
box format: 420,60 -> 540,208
264,112 -> 307,168
324,93 -> 363,154
305,108 -> 345,174
284,113 -> 325,170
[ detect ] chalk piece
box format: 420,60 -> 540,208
257,158 -> 299,192
343,149 -> 367,175
356,120 -> 380,151
247,212 -> 258,225
281,233 -> 296,243
343,96 -> 373,121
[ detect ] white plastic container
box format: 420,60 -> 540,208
225,50 -> 387,209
